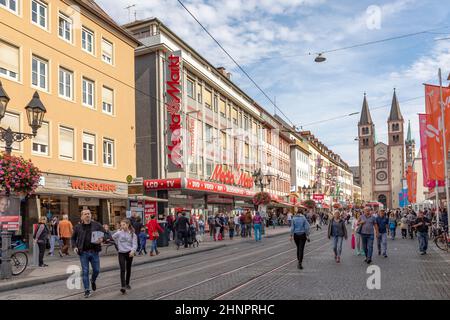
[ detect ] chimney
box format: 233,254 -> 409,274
217,67 -> 231,80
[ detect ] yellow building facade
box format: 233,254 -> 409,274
0,0 -> 139,232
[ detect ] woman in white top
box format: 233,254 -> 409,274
351,211 -> 363,255
112,219 -> 137,294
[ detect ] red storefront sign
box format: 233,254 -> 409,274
71,180 -> 117,192
144,178 -> 182,190
313,194 -> 324,201
144,178 -> 254,198
210,165 -> 254,189
166,53 -> 183,170
185,178 -> 255,198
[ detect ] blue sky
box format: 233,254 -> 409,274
98,0 -> 450,166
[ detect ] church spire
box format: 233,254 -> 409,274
388,88 -> 403,121
406,120 -> 413,143
359,92 -> 373,125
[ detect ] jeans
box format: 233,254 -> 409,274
288,220 -> 292,227
418,231 -> 428,253
390,228 -> 396,240
293,233 -> 307,264
49,235 -> 60,254
37,241 -> 46,266
229,229 -> 235,239
254,224 -> 262,241
361,233 -> 374,259
332,236 -> 343,257
79,251 -> 100,292
151,239 -> 158,252
377,232 -> 387,256
215,227 -> 221,240
401,229 -> 407,238
240,224 -> 246,237
246,224 -> 252,237
355,233 -> 362,252
118,252 -> 133,288
199,225 -> 205,236
138,240 -> 147,254
177,230 -> 188,247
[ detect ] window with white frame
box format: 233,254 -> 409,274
0,0 -> 18,13
58,12 -> 72,43
31,55 -> 48,90
82,77 -> 95,108
82,27 -> 94,54
101,38 -> 113,64
102,86 -> 113,115
102,138 -> 114,166
186,78 -> 195,99
0,112 -> 20,150
82,132 -> 95,163
59,126 -> 74,159
0,40 -> 19,80
31,0 -> 47,29
32,121 -> 49,155
59,67 -> 73,99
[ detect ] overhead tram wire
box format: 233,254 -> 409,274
176,0 -> 295,128
299,96 -> 423,128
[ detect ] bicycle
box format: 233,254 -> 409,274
0,240 -> 29,276
432,222 -> 449,252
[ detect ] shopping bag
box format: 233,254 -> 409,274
351,234 -> 356,250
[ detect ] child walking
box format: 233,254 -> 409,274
137,227 -> 147,255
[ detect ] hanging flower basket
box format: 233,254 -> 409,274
0,153 -> 41,196
253,192 -> 271,206
303,199 -> 316,209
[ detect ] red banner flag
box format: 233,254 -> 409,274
419,113 -> 445,188
424,84 -> 450,181
407,165 -> 413,203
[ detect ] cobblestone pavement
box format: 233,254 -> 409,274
0,226 -> 449,300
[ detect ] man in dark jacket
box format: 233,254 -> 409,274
174,212 -> 190,248
71,209 -> 105,298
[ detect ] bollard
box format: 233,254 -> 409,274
0,231 -> 12,279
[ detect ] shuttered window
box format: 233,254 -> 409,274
0,40 -> 19,80
59,126 -> 74,159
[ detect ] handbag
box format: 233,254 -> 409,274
351,233 -> 356,250
151,230 -> 159,238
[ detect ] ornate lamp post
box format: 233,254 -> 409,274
0,81 -> 46,279
252,168 -> 279,192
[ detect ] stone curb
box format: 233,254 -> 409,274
0,229 -> 289,293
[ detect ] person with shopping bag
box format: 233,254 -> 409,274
146,215 -> 164,256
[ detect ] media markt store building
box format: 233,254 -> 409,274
26,173 -> 129,233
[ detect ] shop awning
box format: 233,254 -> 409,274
35,187 -> 129,200
128,196 -> 168,203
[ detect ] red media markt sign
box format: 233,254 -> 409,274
313,194 -> 325,201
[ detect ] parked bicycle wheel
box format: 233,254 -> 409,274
11,252 -> 28,276
434,233 -> 449,252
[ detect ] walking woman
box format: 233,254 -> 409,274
328,211 -> 348,263
352,211 -> 362,255
290,210 -> 310,270
33,216 -> 49,267
253,212 -> 263,242
146,214 -> 164,256
389,212 -> 397,240
112,219 -> 137,294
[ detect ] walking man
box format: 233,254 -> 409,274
290,210 -> 310,270
412,211 -> 431,255
174,211 -> 190,247
375,210 -> 389,258
48,215 -> 62,257
358,208 -> 379,264
58,214 -> 73,256
71,209 -> 105,298
253,212 -> 263,242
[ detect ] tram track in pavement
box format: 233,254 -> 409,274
152,232 -> 329,300
48,229 -> 324,300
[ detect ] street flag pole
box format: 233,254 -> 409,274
438,68 -> 450,235
436,179 -> 440,225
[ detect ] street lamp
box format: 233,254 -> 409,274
315,53 -> 326,63
252,168 -> 279,192
0,82 -> 46,279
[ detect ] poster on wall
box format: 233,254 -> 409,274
144,201 -> 157,224
0,195 -> 21,232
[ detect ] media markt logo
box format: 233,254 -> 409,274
66,265 -> 81,290
366,265 -> 381,290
